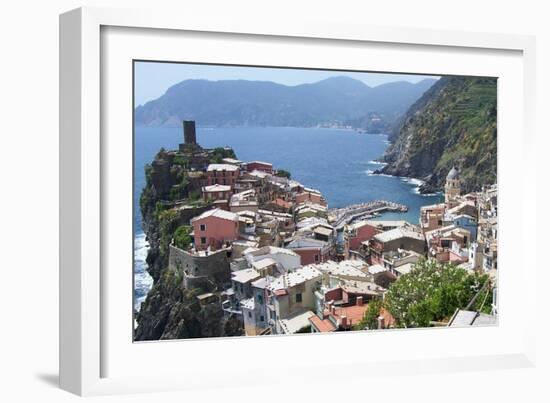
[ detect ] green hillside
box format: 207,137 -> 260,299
380,76 -> 497,193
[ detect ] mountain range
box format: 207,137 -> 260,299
134,76 -> 437,132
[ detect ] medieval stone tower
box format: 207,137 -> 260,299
183,120 -> 197,145
445,166 -> 461,204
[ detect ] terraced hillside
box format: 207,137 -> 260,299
380,76 -> 497,193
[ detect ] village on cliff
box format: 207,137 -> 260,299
141,120 -> 498,336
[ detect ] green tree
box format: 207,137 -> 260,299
275,169 -> 291,179
355,299 -> 383,330
173,225 -> 192,250
209,147 -> 237,163
384,259 -> 490,328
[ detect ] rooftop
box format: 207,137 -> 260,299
393,262 -> 414,275
267,266 -> 323,290
331,304 -> 369,325
308,314 -> 337,332
231,268 -> 261,284
279,310 -> 316,334
308,260 -> 368,279
313,226 -> 334,237
368,264 -> 387,274
286,237 -> 329,250
207,163 -> 240,172
340,279 -> 386,296
245,245 -> 300,259
251,258 -> 277,270
373,226 -> 425,243
191,208 -> 239,223
247,160 -> 273,166
202,184 -> 231,192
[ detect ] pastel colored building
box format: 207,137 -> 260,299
265,266 -> 323,335
206,163 -> 240,188
368,226 -> 426,265
451,214 -> 478,240
346,220 -> 406,250
295,190 -> 326,206
286,237 -> 331,265
202,184 -> 231,202
245,161 -> 273,173
420,203 -> 446,232
191,208 -> 239,251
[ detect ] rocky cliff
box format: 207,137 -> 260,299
378,76 -> 497,193
135,148 -> 243,341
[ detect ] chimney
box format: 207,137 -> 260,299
340,315 -> 347,328
377,315 -> 385,330
183,120 -> 197,145
356,296 -> 363,306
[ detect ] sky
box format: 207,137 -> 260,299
134,61 -> 440,106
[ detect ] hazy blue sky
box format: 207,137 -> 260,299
134,61 -> 439,106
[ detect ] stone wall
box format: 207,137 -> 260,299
168,245 -> 231,290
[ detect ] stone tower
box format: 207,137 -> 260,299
183,120 -> 197,145
445,166 -> 460,204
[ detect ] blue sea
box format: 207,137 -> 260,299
133,126 -> 441,309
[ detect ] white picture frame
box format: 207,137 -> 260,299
59,6 -> 537,396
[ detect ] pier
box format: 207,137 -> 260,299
329,200 -> 408,229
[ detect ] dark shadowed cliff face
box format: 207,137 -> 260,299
135,149 -> 243,341
380,76 -> 497,193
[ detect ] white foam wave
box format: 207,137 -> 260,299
368,160 -> 387,166
134,231 -> 153,311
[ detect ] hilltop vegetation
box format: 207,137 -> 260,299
135,76 -> 436,133
380,76 -> 497,192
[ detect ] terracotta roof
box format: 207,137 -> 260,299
309,314 -> 336,332
332,304 -> 369,325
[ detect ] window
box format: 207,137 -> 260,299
296,293 -> 302,303
199,224 -> 206,231
258,294 -> 263,304
248,312 -> 252,318
260,315 -> 264,322
200,237 -> 206,244
314,254 -> 319,262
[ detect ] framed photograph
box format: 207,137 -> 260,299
60,7 -> 537,396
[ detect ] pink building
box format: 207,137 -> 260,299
191,208 -> 239,251
286,238 -> 331,265
346,222 -> 380,251
245,161 -> 273,173
206,164 -> 240,189
295,190 -> 326,206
